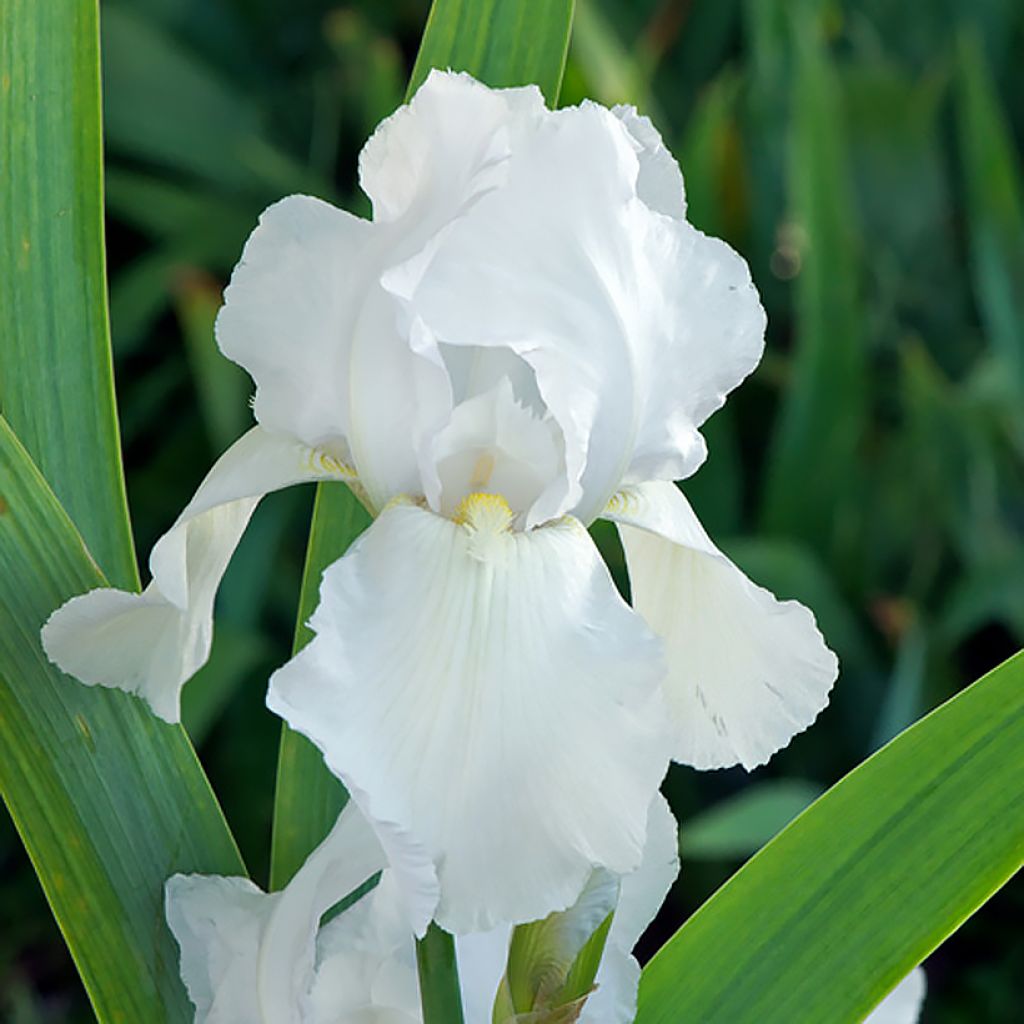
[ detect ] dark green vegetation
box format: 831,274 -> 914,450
1,0 -> 1021,1019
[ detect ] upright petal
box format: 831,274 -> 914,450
865,968 -> 926,1024
41,427 -> 351,722
268,495 -> 671,934
612,105 -> 686,219
387,99 -> 765,524
215,195 -> 373,453
605,482 -> 838,771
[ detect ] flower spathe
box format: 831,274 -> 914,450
165,796 -> 679,1024
42,70 -> 838,932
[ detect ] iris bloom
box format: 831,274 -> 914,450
43,71 -> 837,932
166,796 -> 678,1023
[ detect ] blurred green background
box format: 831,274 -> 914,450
2,0 -> 1022,1020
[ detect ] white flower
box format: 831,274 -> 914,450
864,968 -> 926,1024
165,796 -> 678,1024
165,798 -> 438,1024
43,71 -> 838,932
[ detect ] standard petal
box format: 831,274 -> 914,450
41,427 -> 351,722
612,105 -> 686,218
605,481 -> 839,771
215,195 -> 373,452
386,99 -> 765,524
267,495 -> 671,934
864,968 -> 926,1024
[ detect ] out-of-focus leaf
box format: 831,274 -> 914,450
409,0 -> 575,105
680,780 -> 823,860
872,618 -> 928,750
1,0 -> 137,590
569,0 -> 653,112
0,418 -> 244,1022
956,30 -> 1024,400
760,10 -> 867,572
181,623 -> 275,746
637,651 -> 1024,1024
269,0 -> 577,892
102,3 -> 322,198
174,270 -> 251,452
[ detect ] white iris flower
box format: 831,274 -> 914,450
43,71 -> 837,933
166,796 -> 678,1024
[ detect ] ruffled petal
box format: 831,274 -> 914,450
865,968 -> 926,1024
267,495 -> 671,934
612,105 -> 686,218
215,195 -> 374,453
166,802 -> 437,1024
605,481 -> 838,771
386,99 -> 764,524
41,427 -> 351,722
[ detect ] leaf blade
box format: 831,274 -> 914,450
636,652 -> 1024,1024
0,0 -> 137,590
0,417 -> 245,1023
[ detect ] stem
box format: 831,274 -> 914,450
416,922 -> 466,1024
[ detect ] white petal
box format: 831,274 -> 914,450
581,795 -> 680,1024
456,925 -> 512,1024
41,427 -> 350,722
428,376 -> 564,524
268,496 -> 671,934
612,105 -> 686,218
385,99 -> 765,524
864,968 -> 926,1024
605,482 -> 839,771
215,195 -> 372,452
165,874 -> 271,1024
166,802 -> 435,1024
359,69 -> 545,225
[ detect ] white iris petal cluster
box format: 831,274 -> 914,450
42,70 -> 843,1016
166,796 -> 680,1024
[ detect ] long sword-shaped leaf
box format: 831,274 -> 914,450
636,651 -> 1024,1024
269,0 -> 576,890
409,0 -> 574,105
0,418 -> 245,1023
0,0 -> 137,590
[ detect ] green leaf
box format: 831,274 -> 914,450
759,10 -> 867,569
680,780 -> 823,861
636,651 -> 1024,1024
416,924 -> 466,1024
0,0 -> 137,590
955,29 -> 1024,400
269,483 -> 370,890
408,0 -> 575,105
268,0 -> 577,893
0,418 -> 245,1023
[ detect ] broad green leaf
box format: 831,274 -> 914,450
0,0 -> 137,590
636,651 -> 1024,1024
680,780 -> 823,861
408,0 -> 574,105
269,0 -> 576,891
269,483 -> 371,890
955,30 -> 1024,400
760,10 -> 867,569
0,418 -> 245,1023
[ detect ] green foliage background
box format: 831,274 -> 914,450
1,0 -> 1021,1019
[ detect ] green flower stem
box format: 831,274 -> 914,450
416,923 -> 466,1024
